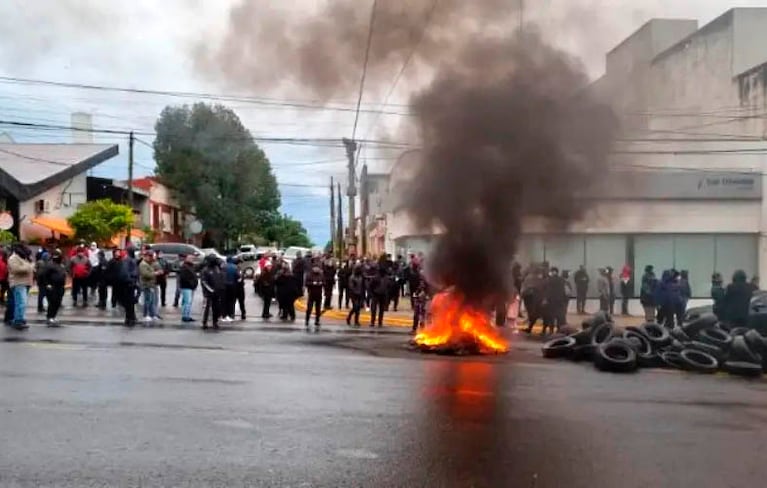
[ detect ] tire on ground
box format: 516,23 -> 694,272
569,344 -> 596,362
640,323 -> 672,348
670,326 -> 692,343
542,336 -> 577,359
569,329 -> 592,346
679,349 -> 718,374
660,351 -> 685,369
743,329 -> 767,356
682,313 -> 718,338
728,327 -> 749,337
622,330 -> 653,356
697,327 -> 733,349
686,340 -> 726,362
590,322 -> 614,346
722,361 -> 763,378
593,339 -> 638,373
729,336 -> 762,364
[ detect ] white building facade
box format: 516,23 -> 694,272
388,8 -> 767,298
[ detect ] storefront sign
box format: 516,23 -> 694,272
602,171 -> 762,200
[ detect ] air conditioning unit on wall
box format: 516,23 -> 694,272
34,199 -> 51,214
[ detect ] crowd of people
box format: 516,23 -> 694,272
0,241 -> 432,333
254,251 -> 430,332
517,262 -> 760,334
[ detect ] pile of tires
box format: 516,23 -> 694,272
541,312 -> 767,377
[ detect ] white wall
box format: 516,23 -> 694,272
19,173 -> 88,240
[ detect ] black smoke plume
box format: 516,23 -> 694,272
201,0 -> 618,305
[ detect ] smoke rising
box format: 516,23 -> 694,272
202,0 -> 618,305
407,31 -> 616,304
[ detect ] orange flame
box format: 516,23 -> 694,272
414,290 -> 509,354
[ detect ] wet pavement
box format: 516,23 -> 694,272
1,320 -> 767,487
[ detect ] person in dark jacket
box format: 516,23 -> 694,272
275,263 -> 298,322
387,266 -> 401,312
346,266 -> 365,326
678,270 -> 691,322
178,255 -> 199,323
105,250 -> 122,309
337,260 -> 351,309
223,257 -> 239,322
94,250 -> 109,309
155,250 -> 171,307
322,257 -> 336,310
411,268 -> 430,332
655,269 -> 682,328
722,270 -> 752,328
255,262 -> 276,319
34,251 -> 50,313
38,250 -> 67,326
639,265 -> 658,322
292,252 -> 305,295
368,266 -> 390,328
711,272 -> 725,321
201,255 -> 225,330
542,267 -> 568,335
305,266 -> 324,330
115,249 -> 137,327
573,265 -> 589,314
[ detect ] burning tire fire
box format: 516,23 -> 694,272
412,290 -> 509,355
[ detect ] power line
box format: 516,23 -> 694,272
351,0 -> 378,142
0,75 -> 413,117
363,0 -> 439,142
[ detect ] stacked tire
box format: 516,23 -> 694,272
541,312 -> 767,378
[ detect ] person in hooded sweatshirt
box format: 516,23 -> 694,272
178,255 -> 199,323
34,251 -> 50,313
223,256 -> 240,322
201,255 -> 225,330
655,269 -> 682,328
619,264 -> 633,316
368,265 -> 390,328
87,242 -> 100,301
722,270 -> 752,328
305,265 -> 324,330
69,246 -> 91,307
38,250 -> 67,326
7,243 -> 34,329
256,261 -> 276,320
711,273 -> 725,321
639,265 -> 658,322
275,262 -> 298,322
542,267 -> 568,335
346,265 -> 365,327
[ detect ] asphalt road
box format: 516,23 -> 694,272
1,324 -> 766,487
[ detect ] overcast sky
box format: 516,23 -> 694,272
0,0 -> 764,245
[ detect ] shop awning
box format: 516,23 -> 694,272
30,216 -> 73,236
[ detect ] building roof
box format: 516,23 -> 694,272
131,176 -> 157,191
0,143 -> 119,201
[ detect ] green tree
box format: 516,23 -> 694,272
68,199 -> 133,245
261,213 -> 313,248
153,103 -> 281,245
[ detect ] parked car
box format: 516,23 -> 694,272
202,248 -> 227,263
236,251 -> 262,279
148,242 -> 206,271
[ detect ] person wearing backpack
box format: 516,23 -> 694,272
368,266 -> 390,328
69,247 -> 92,307
38,250 -> 67,326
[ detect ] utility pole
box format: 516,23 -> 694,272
337,182 -> 343,259
342,138 -> 357,254
360,163 -> 369,257
330,176 -> 336,257
126,131 -> 134,248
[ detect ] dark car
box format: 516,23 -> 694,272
685,290 -> 767,331
147,242 -> 206,272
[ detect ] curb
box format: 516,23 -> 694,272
295,299 -> 413,327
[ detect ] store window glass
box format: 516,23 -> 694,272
715,235 -> 758,286
544,235 -> 585,289
584,235 -> 626,297
517,235 -> 544,266
634,235 -> 674,296
673,235 -> 715,298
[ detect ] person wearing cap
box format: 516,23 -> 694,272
38,250 -> 67,326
